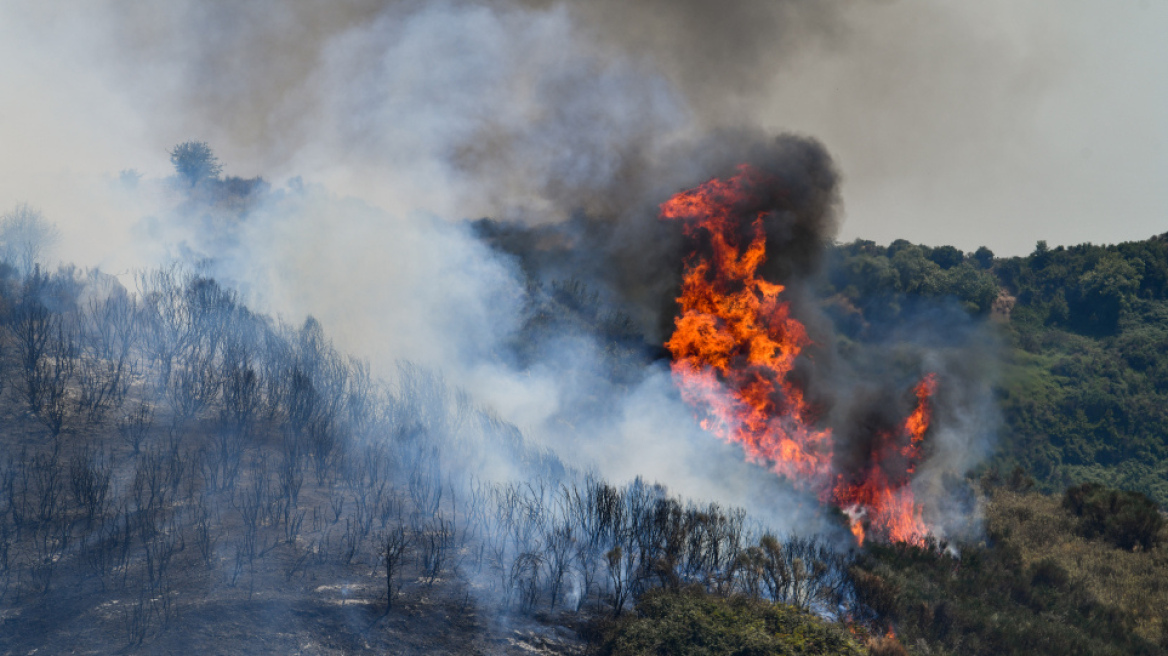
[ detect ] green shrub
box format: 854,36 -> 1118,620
850,489 -> 1168,655
1029,557 -> 1069,588
590,585 -> 865,656
1063,483 -> 1165,550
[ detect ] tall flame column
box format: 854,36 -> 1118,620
661,165 -> 936,545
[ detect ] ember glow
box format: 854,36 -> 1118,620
661,165 -> 937,545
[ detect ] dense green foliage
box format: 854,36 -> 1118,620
824,239 -> 1000,324
991,236 -> 1168,504
591,586 -> 867,656
821,236 -> 1168,654
824,234 -> 1168,505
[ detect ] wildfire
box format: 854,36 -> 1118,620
832,374 -> 937,545
661,164 -> 937,546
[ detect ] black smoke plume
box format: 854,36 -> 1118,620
476,131 -> 995,541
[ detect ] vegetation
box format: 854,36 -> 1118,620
0,203 -> 59,278
1063,482 -> 1165,551
168,140 -> 269,223
4,142 -> 1167,653
851,484 -> 1168,655
486,223 -> 1168,509
169,140 -> 223,187
590,586 -> 868,656
0,258 -> 866,652
475,224 -> 1168,654
824,235 -> 1168,506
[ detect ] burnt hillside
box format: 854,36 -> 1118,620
0,263 -> 868,654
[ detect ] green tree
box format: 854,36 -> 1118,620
930,245 -> 965,269
1073,253 -> 1142,331
1063,483 -> 1164,551
891,246 -> 942,295
973,246 -> 995,269
939,264 -> 999,315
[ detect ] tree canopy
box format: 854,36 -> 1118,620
825,233 -> 1168,505
169,140 -> 223,187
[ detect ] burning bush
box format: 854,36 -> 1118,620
660,160 -> 942,546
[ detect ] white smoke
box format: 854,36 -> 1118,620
0,0 -> 1091,534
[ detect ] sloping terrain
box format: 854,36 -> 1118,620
0,265 -> 867,655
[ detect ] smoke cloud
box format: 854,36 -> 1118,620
6,2 -> 1168,259
0,0 -> 1013,537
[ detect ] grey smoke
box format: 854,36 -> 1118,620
7,2 -> 1168,259
0,0 -> 1010,539
472,132 -> 999,540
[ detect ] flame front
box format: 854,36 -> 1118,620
831,374 -> 937,545
662,165 -> 833,483
661,165 -> 936,545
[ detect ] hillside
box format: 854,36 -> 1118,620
0,262 -> 881,654
850,482 -> 1167,655
2,3 -> 1165,654
2,169 -> 1167,654
0,239 -> 1166,654
823,235 -> 1168,505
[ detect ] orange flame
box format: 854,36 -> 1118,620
662,164 -> 833,484
661,164 -> 936,546
832,374 -> 937,545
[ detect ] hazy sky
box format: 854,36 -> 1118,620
0,0 -> 1165,260
760,1 -> 1168,255
0,0 -> 1108,526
